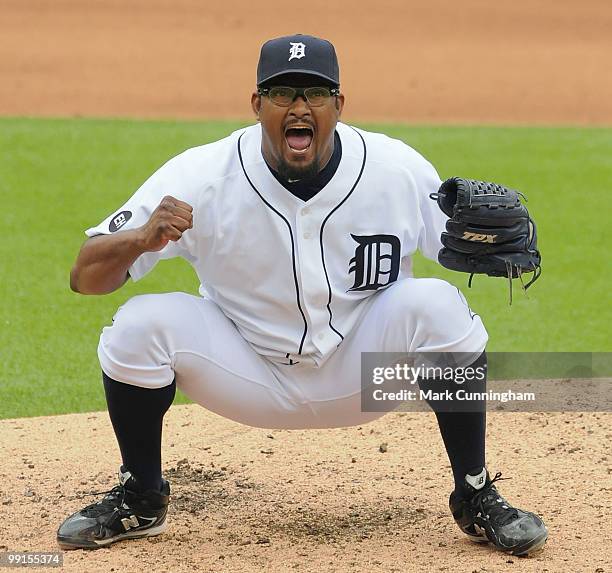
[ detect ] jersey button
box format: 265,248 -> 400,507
301,207 -> 310,215
317,333 -> 325,340
303,232 -> 312,239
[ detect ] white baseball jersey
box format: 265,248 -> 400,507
86,122 -> 448,367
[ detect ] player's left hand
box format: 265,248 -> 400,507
430,177 -> 541,300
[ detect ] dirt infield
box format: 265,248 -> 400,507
1,406 -> 610,572
1,0 -> 611,124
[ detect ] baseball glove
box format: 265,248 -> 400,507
430,177 -> 541,302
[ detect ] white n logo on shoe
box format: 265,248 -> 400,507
120,515 -> 157,531
121,515 -> 140,531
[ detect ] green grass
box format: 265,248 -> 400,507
1,118 -> 610,418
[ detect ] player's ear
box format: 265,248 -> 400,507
251,92 -> 261,119
335,93 -> 345,117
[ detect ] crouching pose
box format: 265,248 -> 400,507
58,34 -> 546,556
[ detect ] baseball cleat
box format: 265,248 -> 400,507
449,468 -> 548,556
57,467 -> 170,550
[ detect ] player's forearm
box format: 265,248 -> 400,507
70,230 -> 147,295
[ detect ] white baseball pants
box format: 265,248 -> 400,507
98,278 -> 488,429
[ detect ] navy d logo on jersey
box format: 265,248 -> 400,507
348,234 -> 401,291
109,210 -> 132,232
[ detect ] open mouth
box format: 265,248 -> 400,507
284,126 -> 314,152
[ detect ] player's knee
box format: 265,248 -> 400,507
402,278 -> 485,352
99,294 -> 186,387
101,293 -> 186,363
388,278 -> 463,322
411,278 -> 466,322
109,294 -> 168,339
384,278 -> 478,347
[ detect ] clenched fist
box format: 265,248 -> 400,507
138,195 -> 193,252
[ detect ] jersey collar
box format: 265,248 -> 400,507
238,122 -> 366,219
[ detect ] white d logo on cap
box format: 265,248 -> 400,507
288,42 -> 306,61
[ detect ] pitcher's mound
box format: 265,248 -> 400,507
0,405 -> 609,572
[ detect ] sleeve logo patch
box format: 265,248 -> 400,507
109,211 -> 132,232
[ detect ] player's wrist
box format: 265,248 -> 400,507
122,228 -> 151,254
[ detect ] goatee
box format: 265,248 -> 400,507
276,156 -> 321,182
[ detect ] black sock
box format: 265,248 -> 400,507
418,352 -> 487,499
103,372 -> 176,492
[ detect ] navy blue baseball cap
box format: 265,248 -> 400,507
256,34 -> 340,87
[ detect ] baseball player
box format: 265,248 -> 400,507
57,34 -> 547,555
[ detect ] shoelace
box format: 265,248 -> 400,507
472,472 -> 520,527
79,485 -> 127,518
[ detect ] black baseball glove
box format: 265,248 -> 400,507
430,177 -> 541,301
